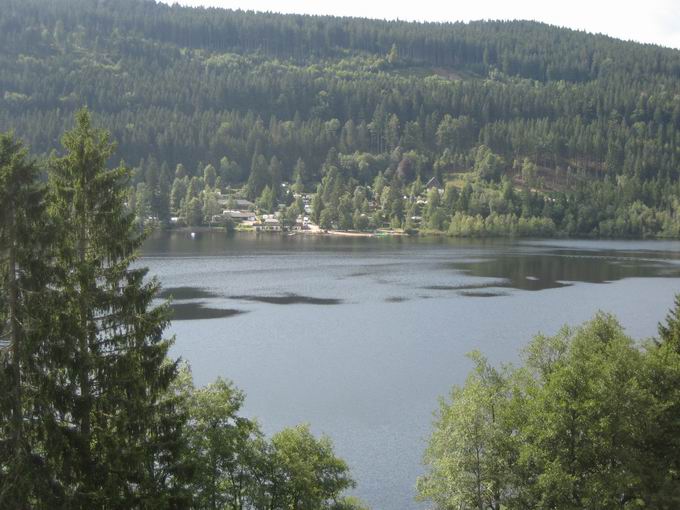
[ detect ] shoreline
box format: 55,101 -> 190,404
159,226 -> 680,241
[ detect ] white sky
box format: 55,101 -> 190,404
158,0 -> 680,49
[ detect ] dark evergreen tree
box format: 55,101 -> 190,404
245,151 -> 268,200
0,132 -> 51,508
46,109 -> 189,507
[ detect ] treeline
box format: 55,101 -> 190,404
5,0 -> 680,82
0,111 -> 363,509
307,148 -> 680,238
2,0 -> 680,175
418,302 -> 680,509
3,0 -> 680,237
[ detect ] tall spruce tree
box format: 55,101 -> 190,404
46,109 -> 189,508
0,132 -> 51,508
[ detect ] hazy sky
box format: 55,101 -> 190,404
158,0 -> 680,49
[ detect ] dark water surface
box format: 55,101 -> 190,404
141,232 -> 680,510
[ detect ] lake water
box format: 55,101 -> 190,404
141,232 -> 680,510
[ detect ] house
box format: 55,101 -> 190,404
223,210 -> 256,223
255,217 -> 281,232
426,177 -> 442,190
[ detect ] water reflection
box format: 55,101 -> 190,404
230,293 -> 343,305
169,302 -> 246,321
459,290 -> 508,297
159,286 -> 222,300
423,283 -> 507,291
447,250 -> 680,291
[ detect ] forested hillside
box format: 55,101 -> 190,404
3,0 -> 680,237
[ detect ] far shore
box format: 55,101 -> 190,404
160,226 -> 680,241
168,225 -> 409,238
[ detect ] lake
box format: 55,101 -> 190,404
141,232 -> 680,510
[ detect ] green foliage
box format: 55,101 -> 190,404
387,44 -> 399,66
658,294 -> 680,352
282,202 -> 301,229
271,425 -> 356,510
419,305 -> 680,509
174,366 -> 360,510
436,115 -> 475,151
418,352 -> 518,510
521,158 -> 538,188
448,212 -> 556,237
353,210 -> 370,231
0,132 -> 51,507
186,196 -> 204,226
474,145 -> 505,182
202,190 -> 222,224
204,164 -> 217,189
0,109 -> 364,509
44,108 -> 189,507
319,208 -> 335,230
246,153 -> 269,201
182,375 -> 266,510
4,0 -> 680,237
256,185 -> 276,214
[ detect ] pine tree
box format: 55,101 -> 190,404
268,156 -> 282,198
47,109 -> 189,507
0,132 -> 51,508
245,151 -> 268,200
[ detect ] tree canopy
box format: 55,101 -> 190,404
0,112 -> 364,509
3,0 -> 680,236
419,305 -> 680,509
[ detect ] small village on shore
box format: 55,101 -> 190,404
168,177 -> 445,237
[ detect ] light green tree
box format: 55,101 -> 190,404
418,352 -> 518,510
202,190 -> 221,224
186,377 -> 265,510
282,202 -> 301,230
520,315 -> 656,509
256,185 -> 276,213
204,164 -> 217,189
185,196 -> 203,226
474,146 -> 504,182
387,43 -> 399,65
420,308 -> 680,510
271,424 -> 356,510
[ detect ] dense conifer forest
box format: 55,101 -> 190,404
3,0 -> 680,236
